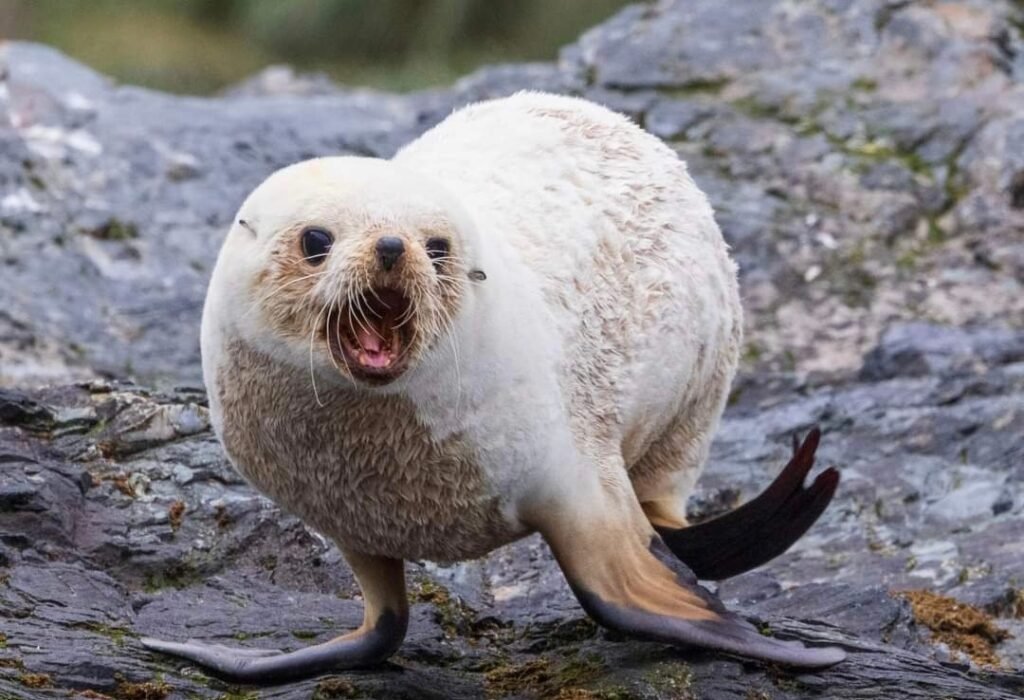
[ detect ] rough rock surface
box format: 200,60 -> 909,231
1,1 -> 1023,698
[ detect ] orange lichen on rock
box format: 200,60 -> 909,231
115,678 -> 172,700
167,500 -> 186,531
314,677 -> 358,698
108,473 -> 135,497
900,590 -> 1011,667
20,673 -> 54,688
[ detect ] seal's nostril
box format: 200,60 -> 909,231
375,236 -> 405,271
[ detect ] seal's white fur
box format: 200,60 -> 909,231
202,92 -> 741,560
394,92 -> 741,519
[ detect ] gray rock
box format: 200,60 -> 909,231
2,0 -> 1024,696
860,322 -> 1024,381
0,351 -> 1021,697
643,98 -> 714,140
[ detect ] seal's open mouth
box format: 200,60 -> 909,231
328,287 -> 413,382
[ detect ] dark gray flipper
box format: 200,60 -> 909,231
140,610 -> 405,683
657,427 -> 839,580
141,553 -> 407,684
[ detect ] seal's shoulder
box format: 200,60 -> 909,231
454,91 -> 636,133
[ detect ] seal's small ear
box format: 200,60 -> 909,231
469,269 -> 487,282
238,219 -> 257,237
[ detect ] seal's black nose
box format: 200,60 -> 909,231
375,236 -> 405,271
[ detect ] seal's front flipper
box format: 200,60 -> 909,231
656,427 -> 839,580
537,489 -> 845,668
139,615 -> 402,682
141,552 -> 407,683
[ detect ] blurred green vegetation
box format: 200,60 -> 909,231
0,0 -> 631,94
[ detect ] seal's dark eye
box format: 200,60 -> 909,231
301,228 -> 333,265
425,237 -> 449,265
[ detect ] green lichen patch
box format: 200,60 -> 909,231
216,687 -> 260,700
74,622 -> 136,646
85,219 -> 139,241
842,137 -> 932,178
741,340 -> 765,367
142,561 -> 203,592
484,658 -> 553,698
229,631 -> 274,642
545,618 -> 599,646
646,662 -> 696,698
891,216 -> 954,275
820,244 -> 879,309
467,615 -> 518,647
483,653 -> 609,699
410,578 -> 476,637
851,77 -> 878,92
552,688 -> 635,700
765,664 -> 809,693
523,617 -> 600,652
660,77 -> 731,98
217,691 -> 260,700
730,96 -> 800,125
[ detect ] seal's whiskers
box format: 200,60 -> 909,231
242,269 -> 329,322
308,298 -> 331,408
345,285 -> 374,338
331,286 -> 357,377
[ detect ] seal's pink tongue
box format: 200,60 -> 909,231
355,325 -> 396,368
356,327 -> 382,353
335,288 -> 410,373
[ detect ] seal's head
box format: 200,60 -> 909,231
210,156 -> 478,387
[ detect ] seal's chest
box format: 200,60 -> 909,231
215,343 -> 520,562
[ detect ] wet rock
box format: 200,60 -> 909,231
0,357 -> 1018,698
0,389 -> 52,428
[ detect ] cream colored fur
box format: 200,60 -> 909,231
201,92 -> 742,563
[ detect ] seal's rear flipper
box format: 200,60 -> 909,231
656,427 -> 839,581
140,553 -> 407,683
541,510 -> 845,668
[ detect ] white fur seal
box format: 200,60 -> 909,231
142,92 -> 843,681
